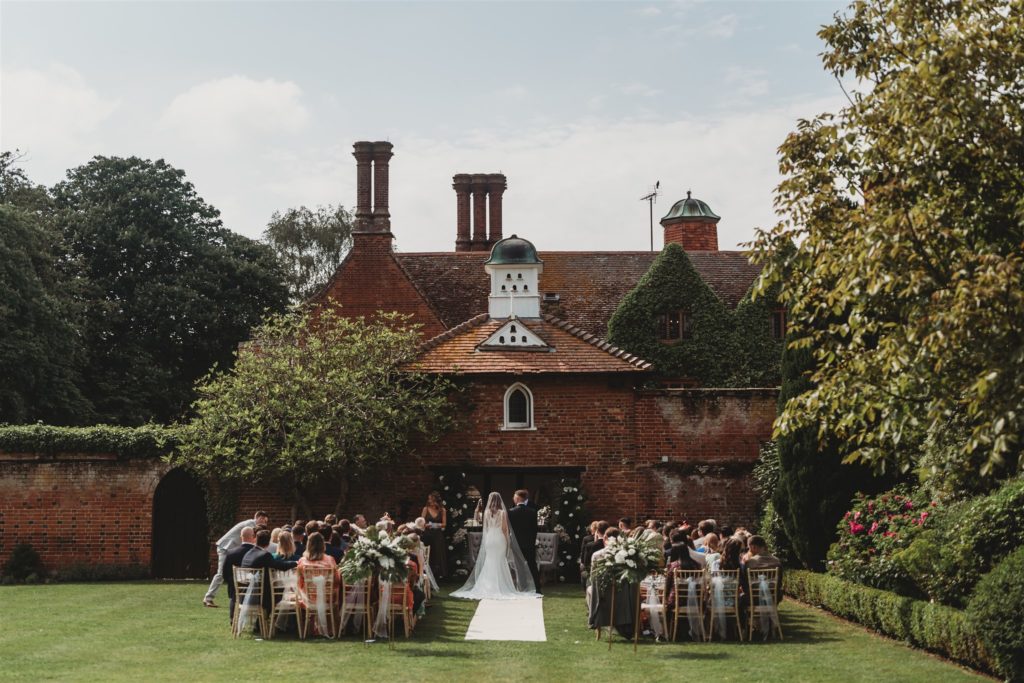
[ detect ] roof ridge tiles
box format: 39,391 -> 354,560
542,314 -> 652,370
418,312 -> 490,352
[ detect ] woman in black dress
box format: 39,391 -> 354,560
421,491 -> 448,579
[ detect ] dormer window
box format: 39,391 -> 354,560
771,309 -> 787,340
656,310 -> 692,341
504,383 -> 534,430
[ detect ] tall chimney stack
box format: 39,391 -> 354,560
453,174 -> 472,252
453,172 -> 507,252
352,141 -> 375,232
660,191 -> 720,251
487,173 -> 506,247
471,175 -> 489,251
371,141 -> 393,232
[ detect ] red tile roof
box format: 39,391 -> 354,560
396,250 -> 760,337
412,314 -> 652,374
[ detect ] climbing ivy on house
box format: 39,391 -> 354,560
607,243 -> 780,386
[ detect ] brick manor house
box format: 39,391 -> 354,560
300,141 -> 778,528
0,140 -> 779,579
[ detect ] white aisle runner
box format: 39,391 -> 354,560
464,598 -> 546,642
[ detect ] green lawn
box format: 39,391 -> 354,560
0,582 -> 987,682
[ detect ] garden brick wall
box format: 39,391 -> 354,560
0,455 -> 168,573
236,381 -> 776,531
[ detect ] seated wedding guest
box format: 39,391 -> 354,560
292,526 -> 307,559
580,521 -> 600,568
719,537 -> 743,571
352,514 -> 368,535
618,517 -> 634,534
241,529 -> 299,617
742,535 -> 783,603
580,521 -> 609,585
719,524 -> 735,540
305,520 -> 320,539
642,521 -> 665,549
224,526 -> 257,622
269,528 -> 282,555
325,530 -> 344,562
333,523 -> 351,555
297,533 -> 340,600
665,536 -> 702,613
273,531 -> 299,561
412,517 -> 427,533
403,533 -> 427,615
421,491 -> 447,580
324,513 -> 338,526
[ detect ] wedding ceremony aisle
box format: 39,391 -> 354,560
0,582 -> 988,682
464,598 -> 546,642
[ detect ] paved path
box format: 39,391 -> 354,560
464,598 -> 546,642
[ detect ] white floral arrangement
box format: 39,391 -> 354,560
590,534 -> 663,590
537,505 -> 552,528
340,526 -> 410,583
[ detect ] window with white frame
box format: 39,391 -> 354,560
503,383 -> 534,429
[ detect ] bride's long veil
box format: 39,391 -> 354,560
455,492 -> 537,597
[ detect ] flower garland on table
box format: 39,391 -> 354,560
436,470 -> 471,576
340,526 -> 411,583
590,534 -> 663,591
554,479 -> 588,583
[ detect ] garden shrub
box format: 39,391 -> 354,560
899,477 -> 1024,607
2,543 -> 43,582
751,441 -> 792,564
0,423 -> 177,459
967,547 -> 1024,682
826,488 -> 936,594
785,570 -> 992,675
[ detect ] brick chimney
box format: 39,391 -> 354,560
453,172 -> 507,252
660,191 -> 720,251
352,141 -> 395,253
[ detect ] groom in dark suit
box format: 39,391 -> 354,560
508,489 -> 541,594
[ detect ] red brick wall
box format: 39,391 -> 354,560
0,455 -> 168,573
663,219 -> 719,251
315,233 -> 447,338
236,381 -> 777,530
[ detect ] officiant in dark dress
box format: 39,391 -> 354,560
508,489 -> 541,593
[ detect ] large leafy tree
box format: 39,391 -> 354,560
51,156 -> 289,424
263,204 -> 353,302
0,153 -> 92,424
173,307 -> 455,515
753,0 -> 1024,479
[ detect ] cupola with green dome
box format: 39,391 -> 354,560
484,234 -> 544,318
660,190 -> 721,251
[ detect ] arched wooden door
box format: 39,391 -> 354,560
152,468 -> 209,579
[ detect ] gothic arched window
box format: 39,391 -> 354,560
503,383 -> 534,430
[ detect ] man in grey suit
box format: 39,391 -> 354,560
203,510 -> 269,607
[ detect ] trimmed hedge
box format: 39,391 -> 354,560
785,570 -> 993,675
967,547 -> 1024,682
0,424 -> 178,459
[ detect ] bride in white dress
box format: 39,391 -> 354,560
451,492 -> 540,600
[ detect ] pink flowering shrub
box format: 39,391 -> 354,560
826,487 -> 938,593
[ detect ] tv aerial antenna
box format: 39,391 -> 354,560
640,181 -> 660,251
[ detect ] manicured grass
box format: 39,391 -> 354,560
0,581 -> 988,682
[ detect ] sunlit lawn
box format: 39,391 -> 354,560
0,582 -> 988,682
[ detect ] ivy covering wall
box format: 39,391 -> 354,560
606,243 -> 782,386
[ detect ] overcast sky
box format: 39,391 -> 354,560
1,0 -> 849,253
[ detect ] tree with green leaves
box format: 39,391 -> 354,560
772,335 -> 881,570
173,307 -> 455,515
0,152 -> 92,424
752,0 -> 1024,480
51,156 -> 289,425
263,204 -> 353,302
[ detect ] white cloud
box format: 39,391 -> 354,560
705,13 -> 738,38
637,6 -> 662,16
0,64 -> 118,155
159,76 -> 309,146
620,83 -> 663,97
494,84 -> 529,101
724,66 -> 770,100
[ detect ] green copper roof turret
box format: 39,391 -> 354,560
484,234 -> 543,265
661,191 -> 720,222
